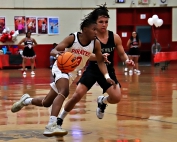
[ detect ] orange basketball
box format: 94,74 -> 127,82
57,52 -> 78,73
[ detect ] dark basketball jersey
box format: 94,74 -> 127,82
87,30 -> 116,71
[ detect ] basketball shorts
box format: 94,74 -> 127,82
50,61 -> 77,94
78,68 -> 121,94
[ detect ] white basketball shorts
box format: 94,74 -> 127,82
50,61 -> 77,94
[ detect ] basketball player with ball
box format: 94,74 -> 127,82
57,4 -> 135,129
11,16 -> 115,137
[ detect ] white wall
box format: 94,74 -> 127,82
172,8 -> 177,41
0,8 -> 116,45
1,0 -> 177,8
0,0 -> 176,44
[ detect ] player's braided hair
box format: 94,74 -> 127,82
80,3 -> 109,31
86,3 -> 110,22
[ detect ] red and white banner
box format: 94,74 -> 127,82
154,52 -> 177,63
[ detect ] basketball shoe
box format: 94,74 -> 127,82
11,94 -> 30,113
96,96 -> 107,119
43,122 -> 68,137
31,71 -> 35,75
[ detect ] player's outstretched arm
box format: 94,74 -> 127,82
114,33 -> 134,66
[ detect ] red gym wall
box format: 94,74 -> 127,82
34,44 -> 53,68
114,7 -> 177,65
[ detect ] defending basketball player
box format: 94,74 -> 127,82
11,16 -> 115,137
57,4 -> 135,128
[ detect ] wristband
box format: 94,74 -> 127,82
125,59 -> 129,63
104,73 -> 110,79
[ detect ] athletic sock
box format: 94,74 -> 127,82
102,96 -> 109,104
23,98 -> 33,105
58,108 -> 69,120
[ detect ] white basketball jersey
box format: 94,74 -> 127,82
65,32 -> 95,71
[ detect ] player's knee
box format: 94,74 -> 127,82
59,89 -> 69,98
42,100 -> 52,107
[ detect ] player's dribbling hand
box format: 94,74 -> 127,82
106,78 -> 116,86
125,59 -> 135,67
56,51 -> 65,58
103,53 -> 111,64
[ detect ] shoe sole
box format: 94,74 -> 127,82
96,108 -> 103,119
43,131 -> 68,137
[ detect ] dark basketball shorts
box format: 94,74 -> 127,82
77,69 -> 121,94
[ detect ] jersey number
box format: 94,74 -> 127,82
77,57 -> 82,66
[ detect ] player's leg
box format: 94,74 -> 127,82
134,56 -> 140,73
11,87 -> 58,113
96,71 -> 121,119
43,78 -> 69,137
57,69 -> 96,126
22,57 -> 27,75
43,62 -> 71,137
30,58 -> 35,75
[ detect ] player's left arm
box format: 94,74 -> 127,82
94,39 -> 115,85
114,33 -> 134,66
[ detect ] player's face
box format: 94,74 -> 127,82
26,32 -> 31,38
132,32 -> 137,38
85,23 -> 97,40
96,16 -> 109,33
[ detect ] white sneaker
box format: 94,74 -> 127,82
43,122 -> 68,137
11,94 -> 30,113
129,70 -> 133,76
96,96 -> 107,119
23,71 -> 26,75
134,69 -> 140,73
124,68 -> 128,72
31,71 -> 35,75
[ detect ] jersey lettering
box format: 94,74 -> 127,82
71,49 -> 91,57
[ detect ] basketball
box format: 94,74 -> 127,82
57,52 -> 78,73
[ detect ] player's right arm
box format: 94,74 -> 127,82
50,34 -> 74,57
94,39 -> 115,85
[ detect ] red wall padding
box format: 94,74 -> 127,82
34,44 -> 53,68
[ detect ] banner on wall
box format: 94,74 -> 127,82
0,17 -> 5,34
26,16 -> 37,34
37,17 -> 48,34
14,16 -> 26,34
48,17 -> 59,35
